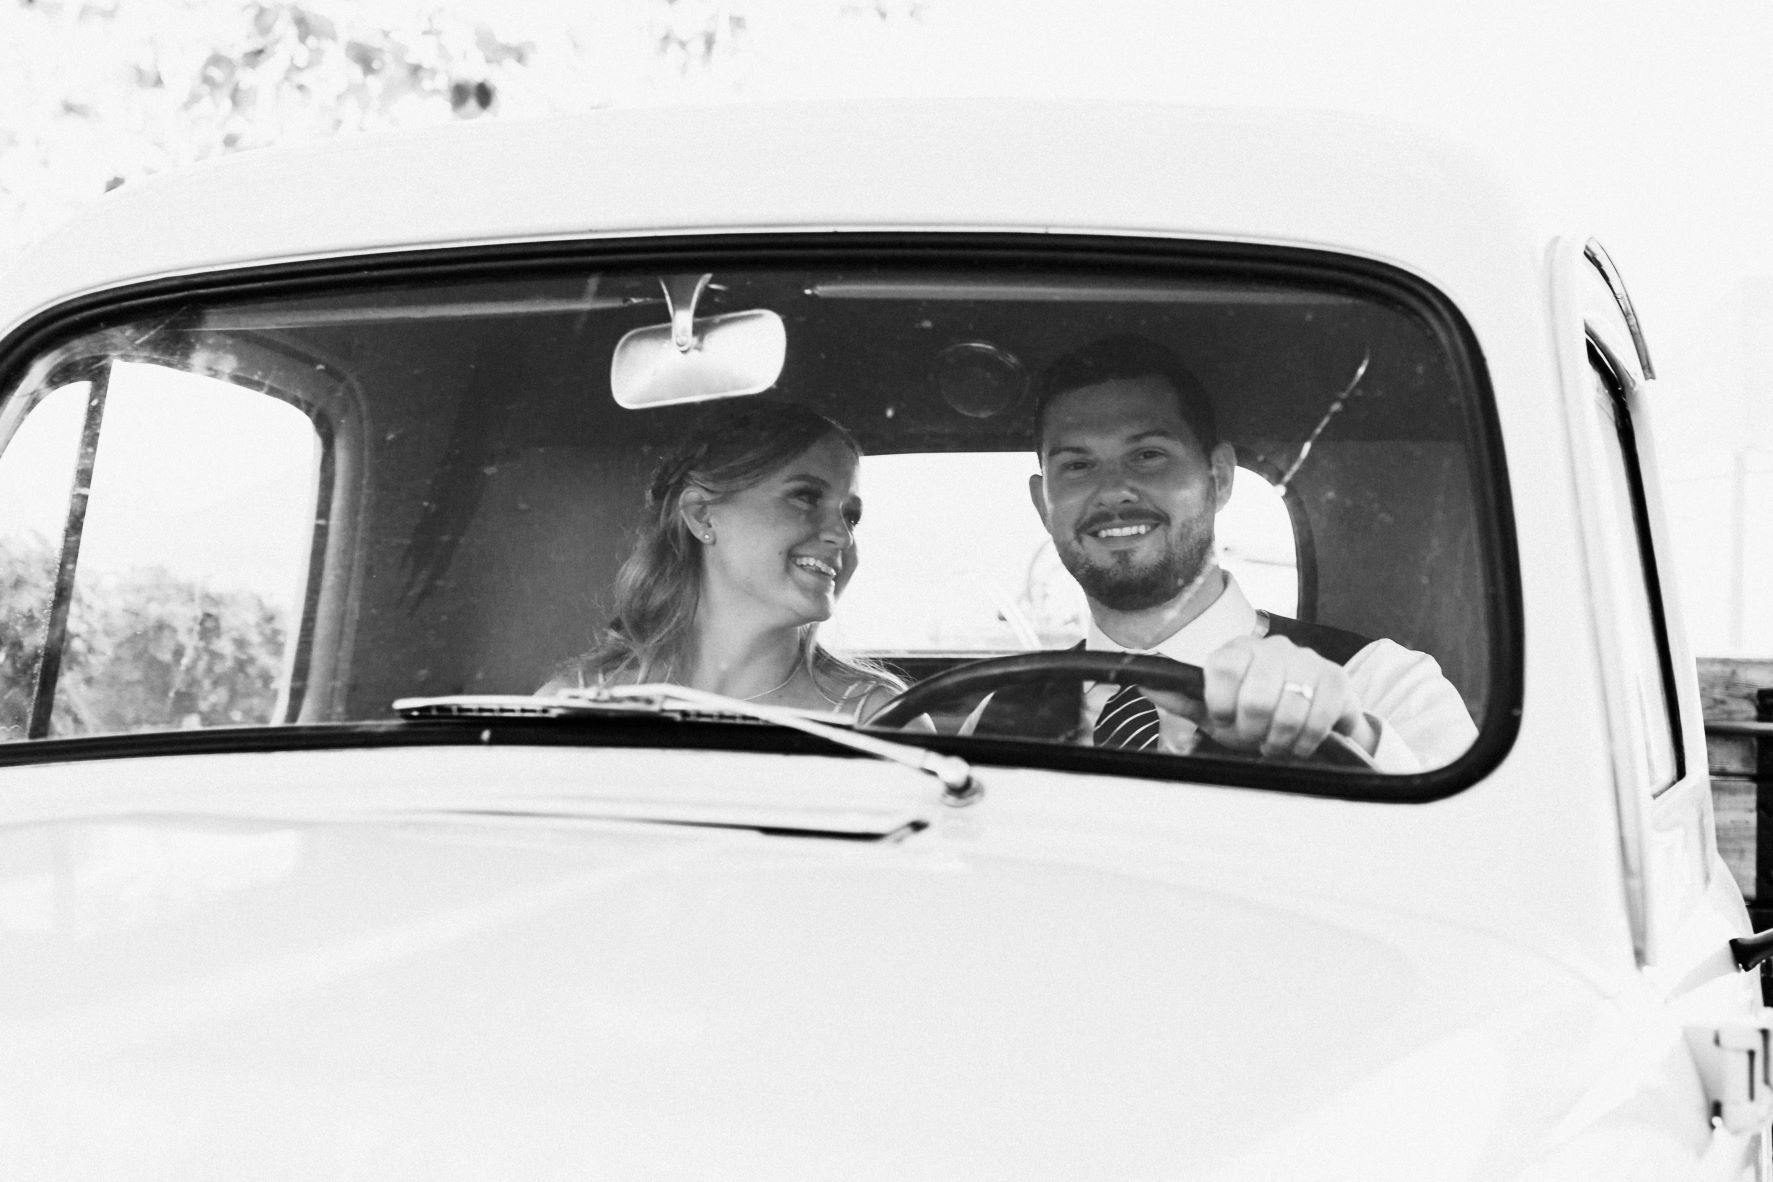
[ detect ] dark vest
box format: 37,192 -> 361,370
973,612 -> 1373,743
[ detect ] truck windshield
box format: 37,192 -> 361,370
0,244 -> 1510,792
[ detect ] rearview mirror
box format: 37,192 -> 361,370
609,274 -> 787,409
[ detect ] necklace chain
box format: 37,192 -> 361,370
738,662 -> 802,702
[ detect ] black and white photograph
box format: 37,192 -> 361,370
2,1 -> 1772,1177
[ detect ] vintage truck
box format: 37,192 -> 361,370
0,100 -> 1767,1179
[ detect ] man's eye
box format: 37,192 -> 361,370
1059,460 -> 1091,474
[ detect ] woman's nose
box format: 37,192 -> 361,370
819,509 -> 854,546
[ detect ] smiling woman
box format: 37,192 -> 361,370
540,398 -> 903,716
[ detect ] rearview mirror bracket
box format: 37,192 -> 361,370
665,273 -> 713,353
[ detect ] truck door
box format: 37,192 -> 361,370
1556,237 -> 1729,970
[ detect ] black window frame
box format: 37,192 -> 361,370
1584,338 -> 1685,792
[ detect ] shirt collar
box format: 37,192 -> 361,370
1085,571 -> 1261,664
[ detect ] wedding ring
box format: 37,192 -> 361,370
1282,681 -> 1315,703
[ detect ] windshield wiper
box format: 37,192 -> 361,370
392,684 -> 983,806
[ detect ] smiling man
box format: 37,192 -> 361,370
986,334 -> 1476,771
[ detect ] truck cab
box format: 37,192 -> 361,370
0,101 -> 1766,1179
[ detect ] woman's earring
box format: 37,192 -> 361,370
702,531 -> 715,544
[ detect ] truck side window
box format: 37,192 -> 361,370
1585,347 -> 1680,794
0,361 -> 324,738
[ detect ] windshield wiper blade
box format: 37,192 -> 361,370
392,684 -> 983,806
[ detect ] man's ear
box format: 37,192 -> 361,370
1028,471 -> 1049,528
678,487 -> 715,541
1209,442 -> 1236,513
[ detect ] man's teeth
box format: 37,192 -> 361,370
1094,524 -> 1154,539
793,557 -> 838,578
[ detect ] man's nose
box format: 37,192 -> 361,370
1091,463 -> 1142,502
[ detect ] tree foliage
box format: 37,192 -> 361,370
0,533 -> 288,740
0,0 -> 539,250
0,0 -> 934,256
0,535 -> 54,738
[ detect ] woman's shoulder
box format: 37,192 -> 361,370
833,677 -> 887,706
816,661 -> 905,719
536,663 -> 588,695
838,677 -> 938,732
538,652 -> 637,694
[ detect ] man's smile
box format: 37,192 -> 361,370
1078,510 -> 1167,546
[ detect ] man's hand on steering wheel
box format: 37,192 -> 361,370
864,643 -> 1375,767
1147,635 -> 1378,759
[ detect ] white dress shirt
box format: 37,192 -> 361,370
1082,573 -> 1478,772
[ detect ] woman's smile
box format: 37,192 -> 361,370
791,554 -> 841,580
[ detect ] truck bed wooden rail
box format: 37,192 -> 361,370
1701,659 -> 1773,929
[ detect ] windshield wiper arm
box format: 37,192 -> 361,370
392,684 -> 983,806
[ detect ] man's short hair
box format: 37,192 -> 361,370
1032,334 -> 1218,457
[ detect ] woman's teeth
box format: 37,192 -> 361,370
793,557 -> 838,578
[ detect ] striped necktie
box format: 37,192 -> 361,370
1094,683 -> 1162,750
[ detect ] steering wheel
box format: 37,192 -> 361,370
865,650 -> 1372,768
866,651 -> 1203,729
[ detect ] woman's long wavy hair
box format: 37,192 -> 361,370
568,398 -> 901,702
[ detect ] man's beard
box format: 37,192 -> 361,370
1057,514 -> 1215,612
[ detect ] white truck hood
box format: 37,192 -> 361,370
0,746 -> 1672,1179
